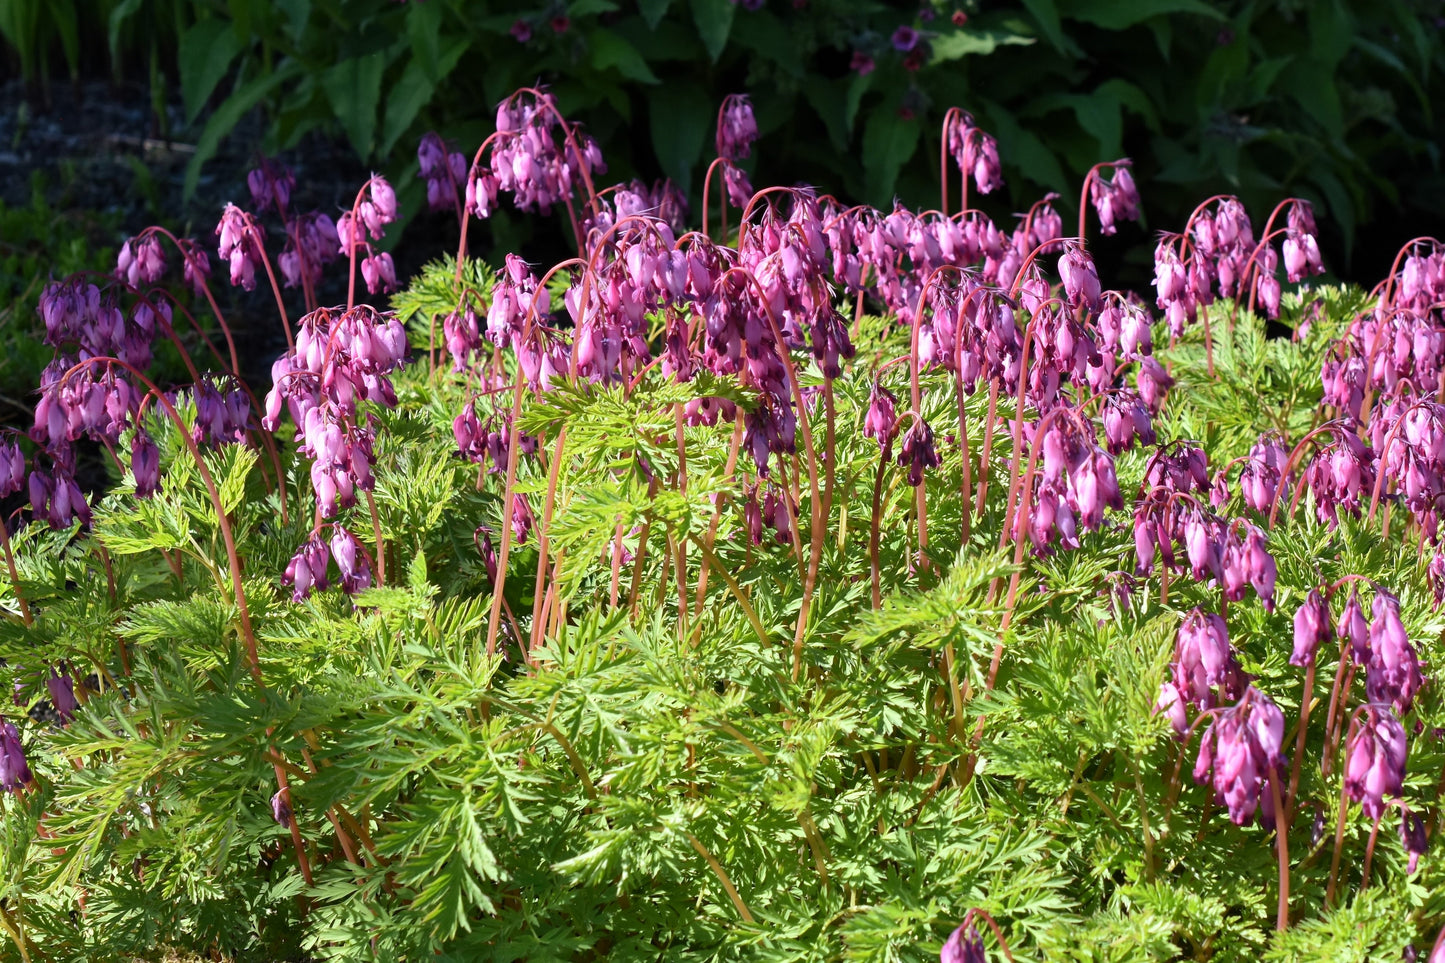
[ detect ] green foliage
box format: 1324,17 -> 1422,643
7,1 -> 1443,251
3,261 -> 1445,961
0,172 -> 117,417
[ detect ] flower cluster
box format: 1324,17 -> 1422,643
1193,686 -> 1285,827
943,110 -> 1002,195
417,131 -> 468,213
468,88 -> 605,218
264,304 -> 406,599
1344,705 -> 1407,820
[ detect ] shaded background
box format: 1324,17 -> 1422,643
3,0 -> 1444,336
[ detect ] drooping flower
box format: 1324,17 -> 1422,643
716,94 -> 758,162
1344,705 -> 1407,820
1193,686 -> 1285,827
0,721 -> 31,791
1290,587 -> 1332,667
940,923 -> 985,963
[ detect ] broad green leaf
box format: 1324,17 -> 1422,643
1017,0 -> 1080,56
588,28 -> 659,84
639,0 -> 673,29
275,0 -> 311,44
184,63 -> 299,201
986,106 -> 1068,193
1056,0 -> 1226,30
106,0 -> 144,73
931,28 -> 1035,63
802,76 -> 848,152
844,70 -> 873,136
48,0 -> 79,81
861,103 -> 920,205
178,19 -> 244,124
649,84 -> 710,191
689,0 -> 735,63
323,52 -> 389,159
407,0 -> 444,84
384,36 -> 476,159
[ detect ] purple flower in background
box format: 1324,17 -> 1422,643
716,94 -> 758,162
216,204 -> 261,291
891,25 -> 920,51
0,437 -> 25,498
131,430 -> 160,498
116,234 -> 166,288
1401,808 -> 1427,874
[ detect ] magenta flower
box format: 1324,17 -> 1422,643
863,384 -> 899,448
272,789 -> 293,828
1365,590 -> 1423,713
940,923 -> 985,963
1059,246 -> 1102,312
283,533 -> 331,602
898,418 -> 942,486
1290,588 -> 1332,667
716,94 -> 758,162
0,722 -> 30,791
330,526 -> 372,595
1173,608 -> 1244,710
1344,705 -> 1406,820
1193,686 -> 1285,827
47,667 -> 77,722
